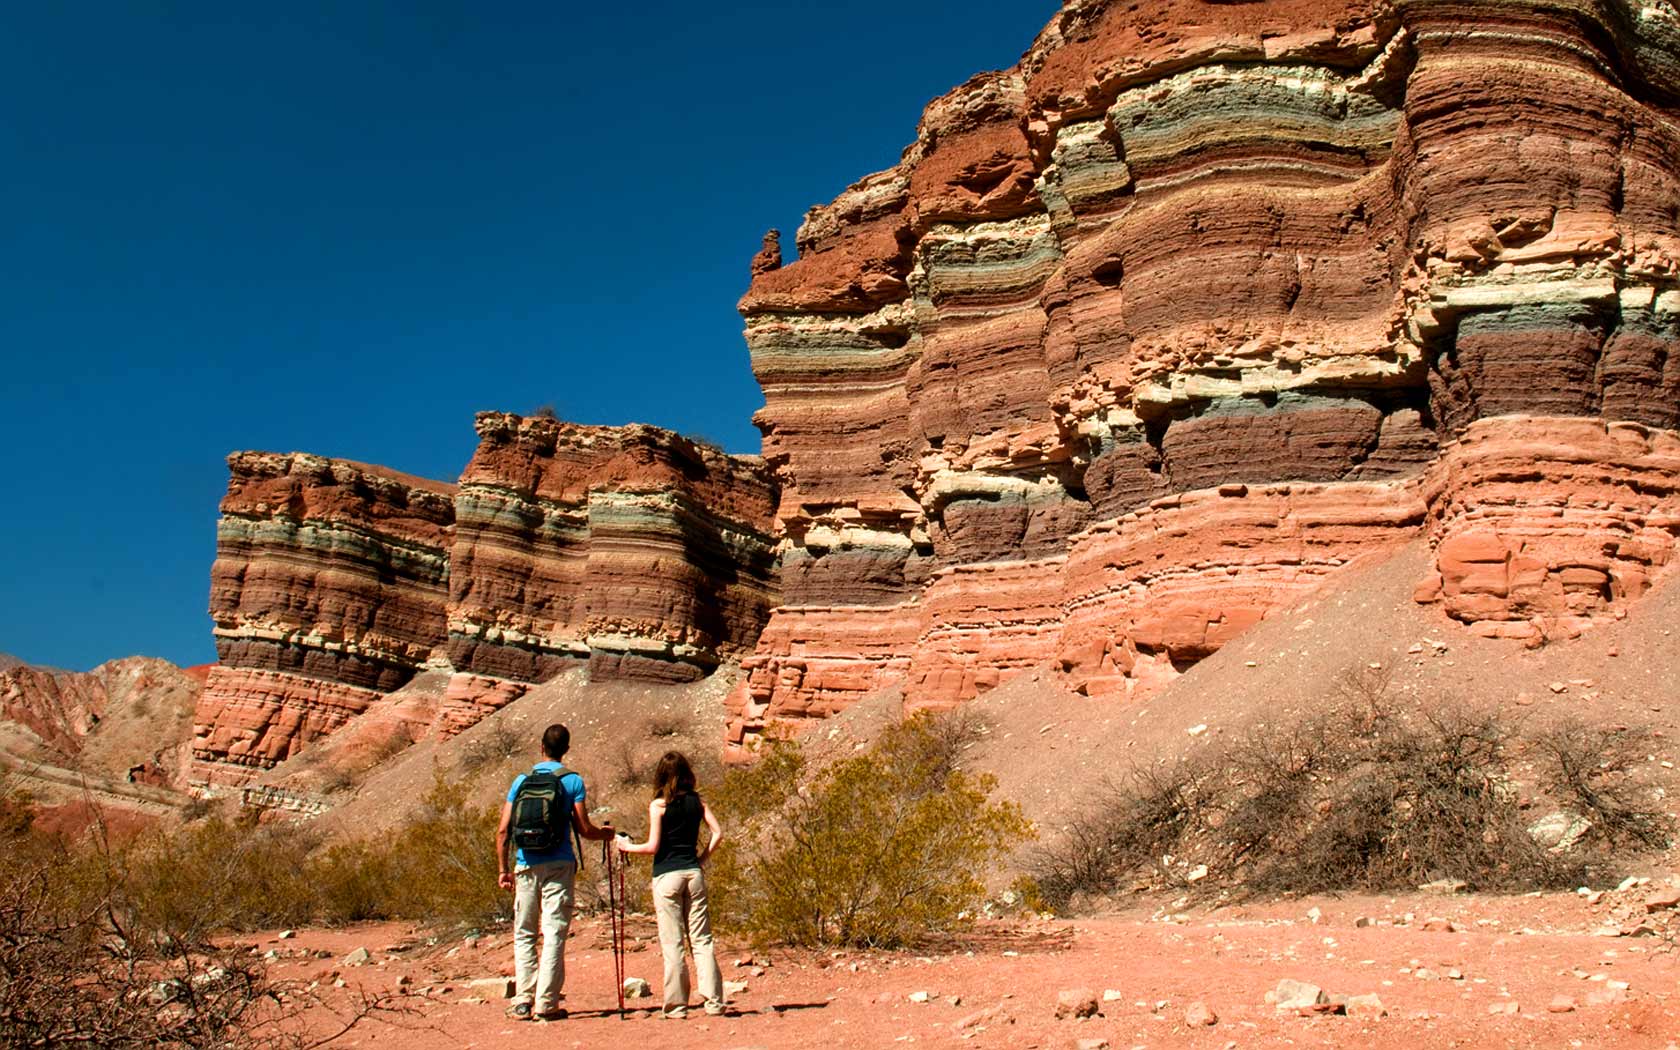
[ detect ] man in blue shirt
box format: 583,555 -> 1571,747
495,723 -> 614,1021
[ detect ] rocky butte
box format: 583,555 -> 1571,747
191,417 -> 777,789
192,0 -> 1680,783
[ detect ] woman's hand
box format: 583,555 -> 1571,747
614,833 -> 633,854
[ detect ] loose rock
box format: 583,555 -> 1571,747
1055,988 -> 1100,1019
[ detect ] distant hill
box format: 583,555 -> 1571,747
0,653 -> 28,671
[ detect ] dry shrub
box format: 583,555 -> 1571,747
708,711 -> 1031,948
1028,670 -> 1672,911
0,776 -> 409,1049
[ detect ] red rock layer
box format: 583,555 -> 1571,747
729,0 -> 1680,748
191,666 -> 386,788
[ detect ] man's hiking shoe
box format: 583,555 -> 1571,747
534,1008 -> 568,1022
505,1003 -> 533,1021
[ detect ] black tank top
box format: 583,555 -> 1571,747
652,791 -> 703,877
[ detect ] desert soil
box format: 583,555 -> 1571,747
272,888 -> 1679,1050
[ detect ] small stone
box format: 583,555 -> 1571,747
955,1006 -> 1003,1030
1422,917 -> 1456,932
946,995 -> 962,1007
1547,996 -> 1576,1013
1354,916 -> 1373,928
467,977 -> 514,999
723,979 -> 749,996
1273,979 -> 1327,1011
1344,993 -> 1386,1018
1055,988 -> 1100,1019
908,990 -> 931,1004
1644,887 -> 1680,912
1488,1001 -> 1519,1015
1102,989 -> 1124,1002
1075,1040 -> 1109,1050
1446,969 -> 1464,981
1186,864 -> 1209,882
623,977 -> 652,998
1414,968 -> 1438,981
1549,681 -> 1568,693
1307,907 -> 1322,924
342,947 -> 370,967
1185,1001 -> 1218,1026
277,930 -> 295,940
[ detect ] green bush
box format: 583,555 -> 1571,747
712,712 -> 1031,948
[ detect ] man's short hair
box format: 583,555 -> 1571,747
541,724 -> 570,760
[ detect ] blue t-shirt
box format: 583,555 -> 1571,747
506,762 -> 586,868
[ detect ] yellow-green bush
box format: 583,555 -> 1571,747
710,713 -> 1031,948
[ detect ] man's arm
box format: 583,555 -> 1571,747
572,795 -> 615,842
495,800 -> 515,890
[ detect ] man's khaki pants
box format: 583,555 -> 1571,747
513,860 -> 576,1013
652,867 -> 724,1017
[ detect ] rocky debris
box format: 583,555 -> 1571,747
908,990 -> 931,1003
1100,989 -> 1123,1002
277,929 -> 294,940
1054,988 -> 1099,1019
1547,995 -> 1577,1014
623,977 -> 652,999
1185,1000 -> 1218,1026
1488,1000 -> 1520,1016
342,947 -> 370,967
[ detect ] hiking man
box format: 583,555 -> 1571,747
496,723 -> 614,1021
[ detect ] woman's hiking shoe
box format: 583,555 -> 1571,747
505,1003 -> 533,1021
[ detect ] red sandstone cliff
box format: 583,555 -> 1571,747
726,0 -> 1680,749
191,418 -> 777,789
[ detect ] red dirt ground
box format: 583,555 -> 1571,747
270,888 -> 1679,1050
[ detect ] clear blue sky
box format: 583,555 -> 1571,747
0,2 -> 1057,671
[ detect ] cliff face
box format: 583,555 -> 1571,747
440,414 -> 778,730
191,419 -> 777,787
728,0 -> 1680,747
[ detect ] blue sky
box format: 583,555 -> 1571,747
0,2 -> 1057,671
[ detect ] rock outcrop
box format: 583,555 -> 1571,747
192,419 -> 777,787
0,657 -> 205,787
727,0 -> 1680,748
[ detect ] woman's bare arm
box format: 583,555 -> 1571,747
616,799 -> 665,855
697,801 -> 723,864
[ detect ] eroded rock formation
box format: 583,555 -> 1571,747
192,419 -> 777,787
728,0 -> 1680,748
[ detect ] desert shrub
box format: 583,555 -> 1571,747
1532,718 -> 1671,852
376,767 -> 505,924
123,814 -> 323,933
1028,672 -> 1672,910
712,712 -> 1031,948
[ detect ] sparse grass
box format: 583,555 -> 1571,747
458,714 -> 522,776
1026,669 -> 1673,911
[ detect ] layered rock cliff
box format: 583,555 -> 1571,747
192,419 -> 777,787
727,0 -> 1680,748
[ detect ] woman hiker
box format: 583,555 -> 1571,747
614,750 -> 727,1019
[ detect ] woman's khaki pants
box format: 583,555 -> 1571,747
651,867 -> 724,1017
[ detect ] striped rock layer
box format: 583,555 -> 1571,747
191,420 -> 777,787
727,0 -> 1680,749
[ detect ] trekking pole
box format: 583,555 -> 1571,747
604,837 -> 625,1019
